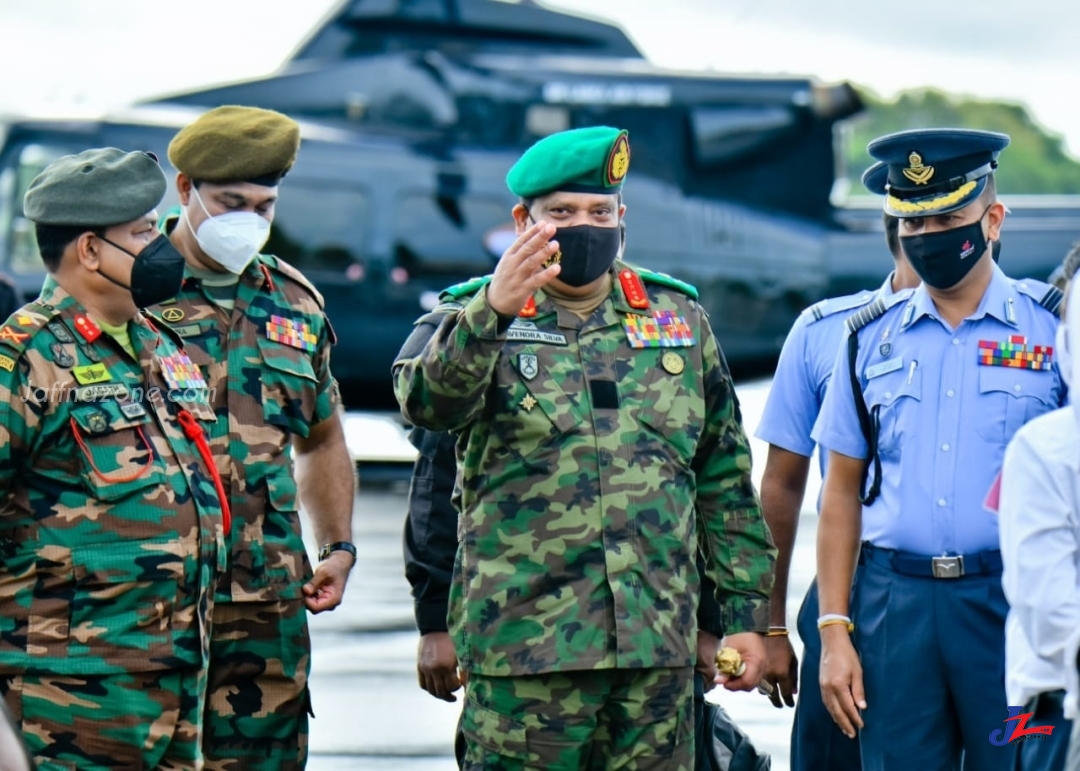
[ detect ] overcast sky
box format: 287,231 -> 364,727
1,0 -> 1078,157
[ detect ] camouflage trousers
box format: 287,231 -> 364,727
461,667 -> 694,771
1,667 -> 205,770
203,599 -> 311,771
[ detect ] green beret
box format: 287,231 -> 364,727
507,126 -> 630,198
168,105 -> 300,186
23,148 -> 166,227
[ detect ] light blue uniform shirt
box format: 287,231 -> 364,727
813,265 -> 1064,555
756,275 -> 897,484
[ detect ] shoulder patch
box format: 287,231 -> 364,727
0,303 -> 57,357
1014,278 -> 1063,318
804,290 -> 874,324
261,254 -> 325,309
440,275 -> 492,301
635,267 -> 698,300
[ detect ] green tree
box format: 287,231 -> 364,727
842,88 -> 1080,195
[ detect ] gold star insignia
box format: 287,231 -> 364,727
520,394 -> 538,412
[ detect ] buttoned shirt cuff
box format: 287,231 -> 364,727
415,598 -> 450,635
722,597 -> 770,636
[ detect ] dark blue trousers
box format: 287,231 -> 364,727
792,578 -> 862,770
1015,690 -> 1071,771
853,549 -> 1016,771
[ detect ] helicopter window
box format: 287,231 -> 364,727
393,192 -> 509,277
0,143 -> 73,276
689,106 -> 798,167
261,182 -> 369,276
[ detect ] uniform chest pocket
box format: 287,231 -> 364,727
629,350 -> 702,465
491,354 -> 580,464
257,333 -> 319,438
974,366 -> 1058,445
69,401 -> 168,501
867,368 -> 922,457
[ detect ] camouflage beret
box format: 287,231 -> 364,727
168,105 -> 300,186
23,148 -> 166,227
507,126 -> 630,198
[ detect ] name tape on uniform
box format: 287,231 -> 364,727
865,357 -> 904,380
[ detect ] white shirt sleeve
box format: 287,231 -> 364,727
999,423 -> 1080,673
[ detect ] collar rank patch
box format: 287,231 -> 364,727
266,315 -> 317,352
518,296 -> 538,318
619,269 -> 649,310
160,351 -> 208,390
977,335 -> 1053,370
73,314 -> 102,343
623,310 -> 696,349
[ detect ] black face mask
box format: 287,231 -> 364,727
546,224 -> 621,287
99,235 -> 187,307
899,209 -> 990,290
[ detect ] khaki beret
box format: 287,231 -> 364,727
507,126 -> 630,199
168,105 -> 301,186
23,148 -> 166,227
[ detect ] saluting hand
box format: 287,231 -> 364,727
486,221 -> 561,317
819,626 -> 866,739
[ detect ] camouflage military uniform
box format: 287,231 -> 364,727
0,277 -> 226,770
394,263 -> 775,769
151,240 -> 339,771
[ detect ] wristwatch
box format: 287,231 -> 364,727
318,541 -> 357,563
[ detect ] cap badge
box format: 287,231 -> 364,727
606,131 -> 631,186
902,151 -> 935,185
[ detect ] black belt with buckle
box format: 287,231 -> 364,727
860,542 -> 1002,579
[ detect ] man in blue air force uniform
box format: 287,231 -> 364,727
812,129 -> 1065,771
755,162 -> 919,771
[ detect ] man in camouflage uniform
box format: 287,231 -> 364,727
151,105 -> 356,770
394,126 -> 776,769
0,148 -> 227,769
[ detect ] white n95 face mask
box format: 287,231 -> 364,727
189,187 -> 271,274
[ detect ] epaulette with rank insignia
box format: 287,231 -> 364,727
1013,278 -> 1064,318
0,302 -> 57,360
803,290 -> 874,324
844,288 -> 914,336
261,254 -> 326,309
439,275 -> 492,302
635,267 -> 699,300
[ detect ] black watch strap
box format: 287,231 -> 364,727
318,541 -> 357,562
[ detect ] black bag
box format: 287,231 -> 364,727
694,672 -> 771,771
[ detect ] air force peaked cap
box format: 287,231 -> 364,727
23,148 -> 166,227
865,128 -> 1009,217
168,105 -> 300,186
507,126 -> 630,198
